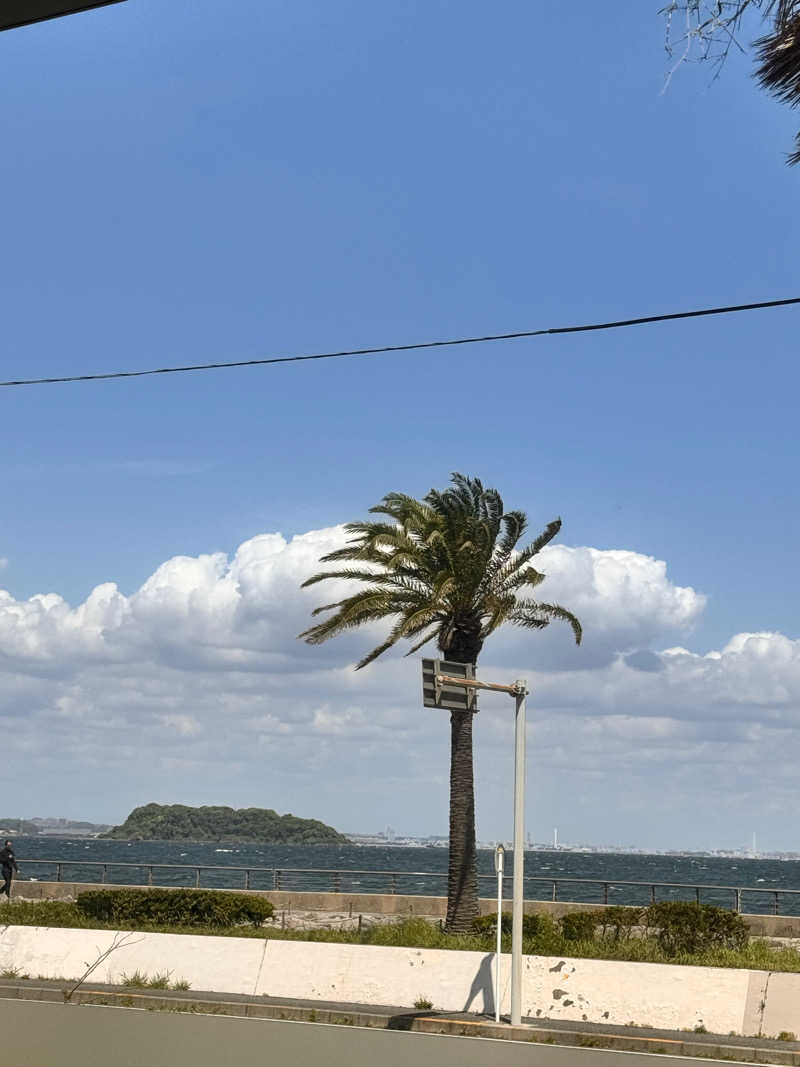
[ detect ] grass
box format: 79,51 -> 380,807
2,902 -> 800,974
121,970 -> 190,991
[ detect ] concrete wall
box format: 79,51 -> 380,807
16,879 -> 800,936
2,922 -> 800,1036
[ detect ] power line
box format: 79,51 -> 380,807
1,295 -> 798,389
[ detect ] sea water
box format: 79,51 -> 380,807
10,838 -> 800,914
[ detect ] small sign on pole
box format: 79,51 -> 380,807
421,659 -> 478,713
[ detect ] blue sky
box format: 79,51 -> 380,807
1,1 -> 798,848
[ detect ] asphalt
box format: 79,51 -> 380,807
2,978 -> 800,1064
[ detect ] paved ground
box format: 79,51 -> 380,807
0,999 -> 721,1067
2,976 -> 800,1063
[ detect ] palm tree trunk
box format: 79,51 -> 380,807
445,707 -> 479,933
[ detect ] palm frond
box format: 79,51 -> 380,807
501,566 -> 546,594
299,473 -> 581,668
403,624 -> 443,656
497,510 -> 527,556
298,590 -> 415,643
301,568 -> 386,589
511,600 -> 583,645
354,605 -> 439,669
493,519 -> 561,586
756,14 -> 800,105
480,594 -> 518,638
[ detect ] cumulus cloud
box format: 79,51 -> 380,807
0,525 -> 796,847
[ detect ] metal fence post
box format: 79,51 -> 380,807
195,868 -> 200,889
102,865 -> 107,885
603,883 -> 609,905
148,867 -> 153,886
244,870 -> 251,891
56,863 -> 62,882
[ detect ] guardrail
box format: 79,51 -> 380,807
16,859 -> 800,915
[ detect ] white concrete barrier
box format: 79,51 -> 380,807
2,924 -> 799,1037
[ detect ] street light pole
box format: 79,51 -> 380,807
422,661 -> 530,1026
510,679 -> 528,1027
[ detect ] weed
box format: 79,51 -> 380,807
414,996 -> 433,1010
693,1024 -> 708,1033
777,1031 -> 797,1041
119,970 -> 188,991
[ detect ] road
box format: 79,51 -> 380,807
0,1000 -> 743,1066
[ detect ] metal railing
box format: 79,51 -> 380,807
16,859 -> 800,915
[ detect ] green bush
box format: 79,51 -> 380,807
471,911 -> 552,939
75,889 -> 273,929
646,902 -> 749,956
560,911 -> 599,942
598,906 -> 644,943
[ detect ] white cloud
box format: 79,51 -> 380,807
0,525 -> 796,848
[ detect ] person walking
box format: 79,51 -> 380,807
0,840 -> 19,900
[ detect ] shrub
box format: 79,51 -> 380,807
472,911 -> 552,939
598,906 -> 644,943
646,902 -> 749,956
560,911 -> 599,942
76,889 -> 273,929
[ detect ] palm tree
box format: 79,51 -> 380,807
298,473 -> 582,933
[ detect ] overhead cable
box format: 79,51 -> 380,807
1,295 -> 798,388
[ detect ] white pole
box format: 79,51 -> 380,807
494,844 -> 504,1023
510,681 -> 527,1027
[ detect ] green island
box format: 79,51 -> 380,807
101,803 -> 347,844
